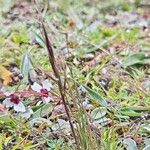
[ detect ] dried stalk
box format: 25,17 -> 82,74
42,23 -> 80,149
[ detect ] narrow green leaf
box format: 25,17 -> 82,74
120,108 -> 143,117
122,52 -> 150,67
34,32 -> 46,48
83,86 -> 108,107
31,103 -> 53,119
20,53 -> 36,84
141,124 -> 150,134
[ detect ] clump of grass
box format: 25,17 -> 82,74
41,22 -> 111,150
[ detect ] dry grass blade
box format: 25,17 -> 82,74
42,23 -> 59,78
42,23 -> 80,149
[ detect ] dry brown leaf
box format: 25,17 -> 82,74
0,65 -> 12,85
67,18 -> 76,30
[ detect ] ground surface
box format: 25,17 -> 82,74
0,0 -> 150,150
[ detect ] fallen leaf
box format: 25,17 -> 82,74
0,65 -> 12,85
51,104 -> 66,118
67,18 -> 76,31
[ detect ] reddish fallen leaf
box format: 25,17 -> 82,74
133,135 -> 144,145
0,104 -> 7,112
50,104 -> 68,119
53,104 -> 65,115
0,92 -> 5,98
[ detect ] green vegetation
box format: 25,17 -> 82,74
0,0 -> 150,149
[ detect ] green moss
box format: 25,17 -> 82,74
121,3 -> 133,11
101,27 -> 117,37
87,27 -> 117,45
123,27 -> 140,43
11,31 -> 29,44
